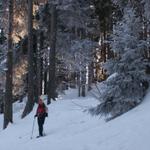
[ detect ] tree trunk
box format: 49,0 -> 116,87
81,70 -> 86,97
33,34 -> 38,102
37,31 -> 43,96
3,0 -> 14,129
88,62 -> 94,91
77,71 -> 81,97
22,0 -> 34,118
47,5 -> 57,104
43,66 -> 48,95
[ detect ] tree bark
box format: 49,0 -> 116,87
3,0 -> 14,129
77,71 -> 81,97
81,70 -> 86,97
33,34 -> 38,102
22,0 -> 34,118
37,31 -> 43,96
47,5 -> 57,104
43,65 -> 48,95
88,62 -> 94,91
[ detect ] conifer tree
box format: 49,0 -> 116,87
22,0 -> 34,118
91,5 -> 150,119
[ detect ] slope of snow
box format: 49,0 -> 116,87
0,89 -> 150,150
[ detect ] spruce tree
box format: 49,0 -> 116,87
91,5 -> 150,119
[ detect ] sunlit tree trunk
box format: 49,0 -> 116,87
22,0 -> 34,118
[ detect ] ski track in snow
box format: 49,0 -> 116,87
0,89 -> 150,150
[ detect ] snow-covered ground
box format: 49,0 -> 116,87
0,88 -> 150,150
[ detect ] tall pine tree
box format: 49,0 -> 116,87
22,0 -> 34,118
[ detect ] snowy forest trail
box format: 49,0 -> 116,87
0,89 -> 150,150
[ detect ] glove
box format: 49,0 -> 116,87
45,113 -> 48,117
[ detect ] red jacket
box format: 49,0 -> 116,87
36,103 -> 47,117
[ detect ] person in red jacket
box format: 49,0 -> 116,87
35,98 -> 48,137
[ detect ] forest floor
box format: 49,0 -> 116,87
0,88 -> 150,150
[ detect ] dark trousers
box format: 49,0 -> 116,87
37,116 -> 45,136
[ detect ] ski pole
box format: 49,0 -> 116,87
30,117 -> 36,139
